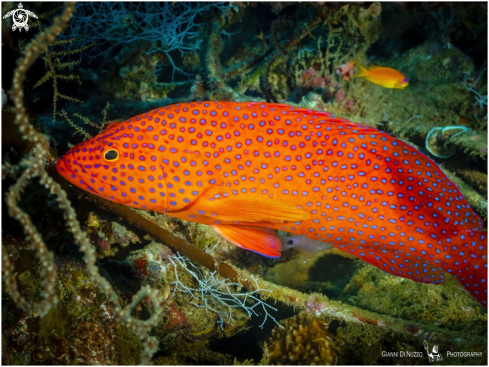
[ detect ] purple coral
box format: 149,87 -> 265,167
301,68 -> 321,88
97,239 -> 110,251
344,99 -> 358,112
335,89 -> 346,103
306,295 -> 325,314
301,68 -> 348,105
111,222 -> 139,247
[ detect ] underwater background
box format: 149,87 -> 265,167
1,1 -> 487,365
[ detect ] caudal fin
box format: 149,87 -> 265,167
454,231 -> 487,307
353,61 -> 369,78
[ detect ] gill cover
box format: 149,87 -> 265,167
162,148 -> 220,211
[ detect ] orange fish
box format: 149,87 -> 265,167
57,102 -> 487,306
336,61 -> 355,81
353,61 -> 409,89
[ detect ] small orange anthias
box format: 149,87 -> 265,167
352,61 -> 409,89
337,61 -> 409,89
57,102 -> 487,306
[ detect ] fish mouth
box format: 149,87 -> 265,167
56,156 -> 132,203
56,156 -> 96,192
56,156 -> 79,185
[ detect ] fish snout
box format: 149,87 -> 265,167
56,154 -> 73,181
56,150 -> 88,186
56,152 -> 132,204
398,78 -> 409,89
56,152 -> 86,187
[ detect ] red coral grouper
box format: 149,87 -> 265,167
56,102 -> 487,306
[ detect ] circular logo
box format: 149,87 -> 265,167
3,3 -> 38,32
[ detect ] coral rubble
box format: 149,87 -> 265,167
32,332 -> 69,362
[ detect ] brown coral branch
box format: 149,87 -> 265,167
4,3 -> 165,364
4,1 -> 77,319
271,18 -> 294,55
32,30 -> 92,121
261,51 -> 282,103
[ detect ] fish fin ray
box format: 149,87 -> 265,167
353,60 -> 368,77
211,225 -> 282,258
201,197 -> 310,223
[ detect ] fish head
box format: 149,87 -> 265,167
56,119 -> 171,211
396,77 -> 409,89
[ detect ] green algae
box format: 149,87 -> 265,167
344,263 -> 486,332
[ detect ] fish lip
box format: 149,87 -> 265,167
56,156 -> 75,181
57,157 -> 91,189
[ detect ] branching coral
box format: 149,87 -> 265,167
3,3 -> 165,364
32,35 -> 94,121
465,67 -> 487,119
169,253 -> 280,329
61,2 -> 230,81
3,1 -> 77,320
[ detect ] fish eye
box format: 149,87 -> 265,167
104,149 -> 119,161
403,78 -> 409,82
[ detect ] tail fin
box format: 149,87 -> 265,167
454,231 -> 487,307
353,61 -> 368,78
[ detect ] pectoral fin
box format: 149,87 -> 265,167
211,225 -> 282,258
202,197 -> 310,223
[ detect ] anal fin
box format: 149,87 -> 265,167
211,225 -> 282,258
